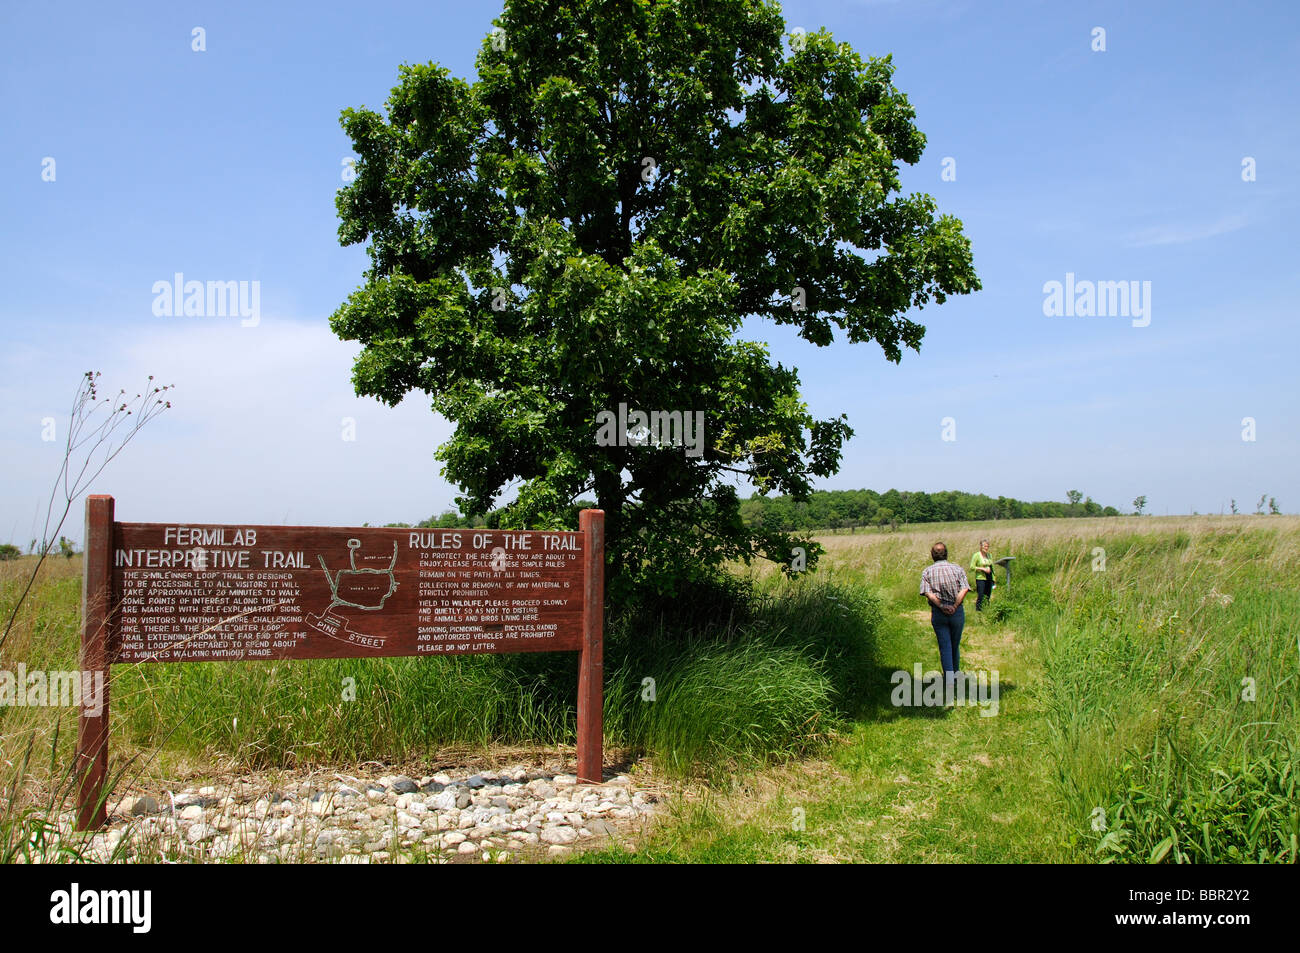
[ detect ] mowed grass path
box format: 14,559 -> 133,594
582,530 -> 1071,863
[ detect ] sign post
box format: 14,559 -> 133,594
75,497 -> 605,830
576,508 -> 604,784
76,494 -> 114,830
995,555 -> 1015,594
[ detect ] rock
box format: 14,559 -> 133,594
186,823 -> 217,844
455,792 -> 472,810
586,818 -> 613,836
120,796 -> 161,816
431,790 -> 458,811
540,826 -> 578,845
457,841 -> 478,854
547,845 -> 572,857
198,786 -> 217,797
389,776 -> 419,795
179,804 -> 204,821
466,774 -> 486,789
443,832 -> 467,846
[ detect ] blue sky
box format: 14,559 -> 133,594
2,0 -> 1297,546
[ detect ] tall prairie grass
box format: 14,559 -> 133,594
810,515 -> 1300,863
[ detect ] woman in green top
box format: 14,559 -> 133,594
971,540 -> 994,611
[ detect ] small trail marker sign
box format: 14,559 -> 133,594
76,495 -> 605,830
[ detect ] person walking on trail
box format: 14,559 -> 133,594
971,539 -> 995,611
920,542 -> 970,699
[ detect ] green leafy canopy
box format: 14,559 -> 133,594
331,0 -> 980,601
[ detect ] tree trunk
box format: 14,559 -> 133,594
594,467 -> 625,589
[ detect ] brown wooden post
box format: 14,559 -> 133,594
576,509 -> 604,783
76,494 -> 113,831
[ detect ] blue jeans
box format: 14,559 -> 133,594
931,604 -> 965,676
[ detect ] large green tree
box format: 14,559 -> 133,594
330,0 -> 980,600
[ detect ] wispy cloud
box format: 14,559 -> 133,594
1127,214 -> 1248,247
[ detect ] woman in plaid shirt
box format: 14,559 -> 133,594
920,542 -> 971,695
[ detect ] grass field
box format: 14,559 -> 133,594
580,515 -> 1300,863
3,514 -> 1297,863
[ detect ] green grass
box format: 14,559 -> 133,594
580,581 -> 1067,863
581,516 -> 1300,863
1,557 -> 881,832
4,516 -> 1298,864
1029,527 -> 1300,863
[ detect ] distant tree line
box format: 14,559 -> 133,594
379,489 -> 1118,532
737,488 -> 1121,532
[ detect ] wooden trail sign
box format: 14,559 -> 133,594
75,495 -> 605,830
